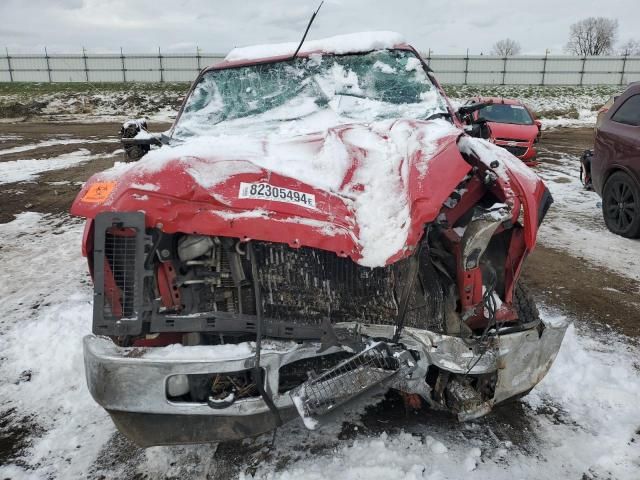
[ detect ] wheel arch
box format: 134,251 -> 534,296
602,164 -> 640,190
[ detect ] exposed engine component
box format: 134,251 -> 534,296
177,234 -> 215,262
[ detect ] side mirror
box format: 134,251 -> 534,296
464,122 -> 491,140
120,119 -> 162,162
534,120 -> 542,142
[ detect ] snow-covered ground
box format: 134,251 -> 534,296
0,149 -> 114,184
0,212 -> 639,479
0,85 -> 185,123
535,137 -> 640,282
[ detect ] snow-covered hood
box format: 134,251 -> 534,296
71,119 -> 471,267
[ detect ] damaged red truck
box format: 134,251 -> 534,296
70,32 -> 567,447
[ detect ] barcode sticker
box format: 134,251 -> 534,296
239,182 -> 316,209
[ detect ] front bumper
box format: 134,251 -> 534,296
84,318 -> 568,446
494,141 -> 537,162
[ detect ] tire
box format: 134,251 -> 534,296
513,282 -> 540,325
602,171 -> 640,238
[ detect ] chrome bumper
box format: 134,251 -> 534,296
84,318 -> 568,446
83,336 -> 329,416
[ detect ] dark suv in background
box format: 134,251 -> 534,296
587,82 -> 640,238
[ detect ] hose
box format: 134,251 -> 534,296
247,242 -> 282,426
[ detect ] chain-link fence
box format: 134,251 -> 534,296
1,50 -> 639,85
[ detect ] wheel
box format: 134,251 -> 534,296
602,171 -> 640,238
513,282 -> 539,325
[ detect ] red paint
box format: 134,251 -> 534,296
157,262 -> 182,311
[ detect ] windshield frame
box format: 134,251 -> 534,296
170,46 -> 457,139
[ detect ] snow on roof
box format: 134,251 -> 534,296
225,31 -> 406,62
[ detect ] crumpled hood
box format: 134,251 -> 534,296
71,119 -> 471,267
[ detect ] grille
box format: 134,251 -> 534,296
104,229 -> 138,318
278,352 -> 353,393
251,242 -> 398,326
500,145 -> 527,157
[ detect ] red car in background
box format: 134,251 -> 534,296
467,97 -> 542,164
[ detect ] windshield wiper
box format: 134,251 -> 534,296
334,91 -> 368,100
425,112 -> 452,121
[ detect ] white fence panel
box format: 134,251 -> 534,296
505,72 -> 544,85
0,57 -> 9,82
0,52 -> 638,85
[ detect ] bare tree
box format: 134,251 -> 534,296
565,17 -> 618,55
619,39 -> 640,55
491,38 -> 521,56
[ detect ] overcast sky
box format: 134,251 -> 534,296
1,0 -> 639,55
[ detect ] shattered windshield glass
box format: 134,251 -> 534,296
173,49 -> 449,138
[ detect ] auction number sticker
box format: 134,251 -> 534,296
239,182 -> 316,209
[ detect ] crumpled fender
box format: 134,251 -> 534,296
458,136 -> 551,249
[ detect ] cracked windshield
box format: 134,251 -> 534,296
173,49 -> 449,138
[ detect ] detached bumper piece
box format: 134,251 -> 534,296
291,342 -> 415,427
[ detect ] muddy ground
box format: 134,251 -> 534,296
0,122 -> 170,223
1,122 -> 637,337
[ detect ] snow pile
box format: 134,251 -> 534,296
225,31 -> 405,62
0,134 -> 23,141
143,341 -> 253,360
0,85 -> 186,123
522,321 -> 640,478
239,431 -> 457,480
0,149 -> 106,184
